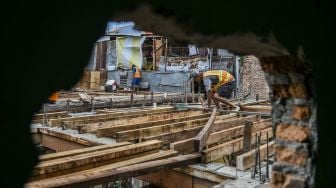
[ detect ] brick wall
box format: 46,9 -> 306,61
239,55 -> 270,100
260,56 -> 316,188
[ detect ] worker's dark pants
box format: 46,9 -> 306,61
132,78 -> 141,86
217,80 -> 235,98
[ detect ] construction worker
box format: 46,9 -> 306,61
131,64 -> 141,93
194,70 -> 239,110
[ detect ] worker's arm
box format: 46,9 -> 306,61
203,77 -> 213,108
207,90 -> 214,108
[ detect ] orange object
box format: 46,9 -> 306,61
48,92 -> 59,102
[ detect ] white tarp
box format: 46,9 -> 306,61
188,44 -> 198,56
116,36 -> 145,69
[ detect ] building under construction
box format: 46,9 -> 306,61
25,21 -> 275,187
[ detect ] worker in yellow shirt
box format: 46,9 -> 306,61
195,70 -> 239,110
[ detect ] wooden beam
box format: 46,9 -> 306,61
251,118 -> 272,132
26,153 -> 201,188
96,112 -> 209,137
142,126 -> 203,145
242,120 -> 253,152
65,109 -> 202,132
206,125 -> 244,146
38,128 -> 98,146
176,166 -> 234,183
40,134 -> 88,152
60,108 -> 176,126
202,128 -> 273,163
194,107 -> 217,152
49,107 -> 174,126
240,105 -> 271,112
32,111 -> 69,120
115,118 -> 209,142
31,140 -> 163,180
236,141 -> 274,170
65,110 -> 200,134
39,142 -> 131,161
211,115 -> 258,132
170,118 -> 271,154
239,99 -> 270,106
206,118 -> 271,146
170,138 -> 195,154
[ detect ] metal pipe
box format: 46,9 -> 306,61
184,81 -> 187,104
191,78 -> 195,103
66,99 -> 70,112
164,38 -> 168,72
130,91 -> 134,108
258,134 -> 262,181
235,56 -> 240,99
110,98 -> 113,109
91,97 -> 95,112
266,131 -> 269,179
43,103 -> 48,126
253,133 -> 258,179
143,93 -> 146,107
151,91 -> 154,106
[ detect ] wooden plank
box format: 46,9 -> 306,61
170,138 -> 194,154
211,115 -> 258,132
65,109 -> 191,130
170,118 -> 271,154
176,166 -> 234,183
78,92 -> 91,102
53,108 -> 175,127
39,142 -> 131,161
38,128 -> 97,146
66,110 -> 202,134
194,107 -> 217,152
115,118 -> 209,142
236,141 -> 274,170
33,111 -> 69,120
202,128 -> 273,163
206,125 -> 245,146
97,112 -> 209,137
27,153 -> 201,188
142,126 -> 203,145
240,105 -> 271,112
32,140 -> 163,180
40,134 -> 88,152
251,118 -> 272,132
206,118 -> 271,146
239,99 -> 270,106
49,107 -> 174,126
242,120 -> 253,152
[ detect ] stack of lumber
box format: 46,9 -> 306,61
29,140 -> 164,181
26,140 -> 201,187
169,113 -> 274,164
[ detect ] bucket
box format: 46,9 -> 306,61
48,91 -> 59,103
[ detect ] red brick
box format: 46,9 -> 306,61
288,83 -> 307,98
271,171 -> 286,188
271,171 -> 305,188
261,62 -> 274,73
272,85 -> 289,98
276,124 -> 310,142
275,145 -> 308,166
283,174 -> 305,188
292,106 -> 310,120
